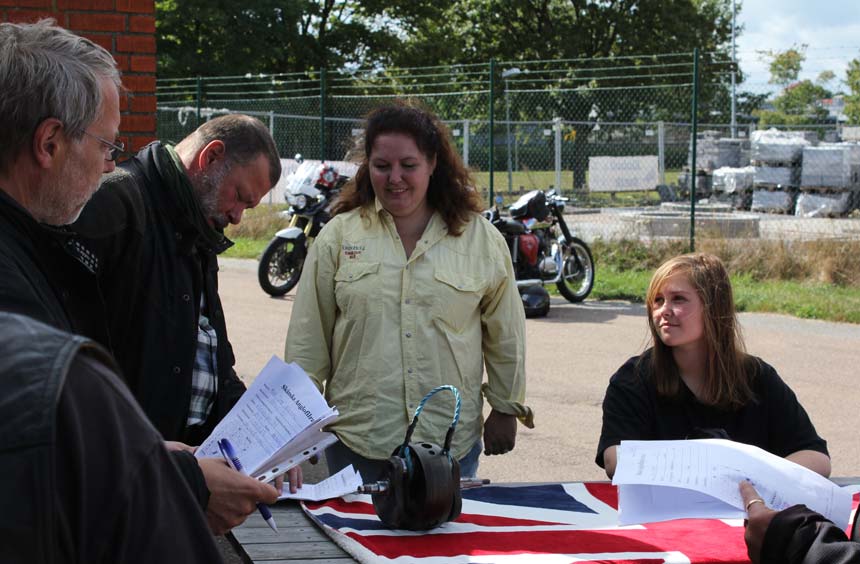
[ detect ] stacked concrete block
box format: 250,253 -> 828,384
750,129 -> 809,214
691,132 -> 749,171
800,144 -> 860,189
712,166 -> 755,210
751,190 -> 795,213
795,143 -> 860,217
795,192 -> 852,217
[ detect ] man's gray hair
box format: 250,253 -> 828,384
179,114 -> 282,187
0,19 -> 121,174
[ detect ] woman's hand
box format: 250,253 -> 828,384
483,409 -> 517,455
739,480 -> 779,563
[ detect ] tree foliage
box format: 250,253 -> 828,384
157,0 -> 734,80
760,45 -> 807,87
155,0 -> 426,77
845,57 -> 860,125
754,45 -> 835,127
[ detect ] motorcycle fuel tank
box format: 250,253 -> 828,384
518,233 -> 540,266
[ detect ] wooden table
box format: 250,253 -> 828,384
231,502 -> 357,563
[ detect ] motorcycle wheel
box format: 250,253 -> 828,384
257,238 -> 304,296
556,236 -> 595,303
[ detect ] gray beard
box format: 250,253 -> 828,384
191,163 -> 230,230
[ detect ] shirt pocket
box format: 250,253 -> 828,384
431,268 -> 484,333
334,261 -> 380,319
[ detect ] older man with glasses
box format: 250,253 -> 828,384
0,20 -> 280,560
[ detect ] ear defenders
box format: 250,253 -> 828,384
370,385 -> 463,530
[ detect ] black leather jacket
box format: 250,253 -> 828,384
762,504 -> 860,564
74,142 -> 245,442
0,189 -> 109,344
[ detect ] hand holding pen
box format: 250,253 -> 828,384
218,438 -> 279,533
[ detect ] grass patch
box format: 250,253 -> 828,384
223,237 -> 269,259
592,268 -> 860,324
589,238 -> 860,323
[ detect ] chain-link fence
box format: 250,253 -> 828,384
156,50 -> 860,246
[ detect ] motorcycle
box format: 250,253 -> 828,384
257,157 -> 349,296
484,189 -> 595,317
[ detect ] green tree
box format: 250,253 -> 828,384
845,57 -> 860,125
760,45 -> 806,87
384,0 -> 735,185
155,0 -> 426,77
754,46 -> 833,128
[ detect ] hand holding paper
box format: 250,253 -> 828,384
612,439 -> 851,527
195,356 -> 339,483
279,465 -> 363,501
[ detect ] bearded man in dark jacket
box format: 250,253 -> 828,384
75,114 -> 280,446
0,20 -> 279,539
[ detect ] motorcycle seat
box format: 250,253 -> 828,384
495,217 -> 526,235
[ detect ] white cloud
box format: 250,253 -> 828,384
734,0 -> 860,92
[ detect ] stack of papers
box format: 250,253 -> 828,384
196,356 -> 338,483
613,439 -> 852,527
279,465 -> 362,501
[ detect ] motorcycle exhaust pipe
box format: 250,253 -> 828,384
516,279 -> 544,288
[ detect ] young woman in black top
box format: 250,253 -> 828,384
596,253 -> 830,479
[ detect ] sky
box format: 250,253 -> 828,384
735,0 -> 860,93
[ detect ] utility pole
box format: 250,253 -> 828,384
731,0 -> 737,138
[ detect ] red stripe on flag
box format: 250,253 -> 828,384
585,481 -> 619,509
345,521 -> 748,562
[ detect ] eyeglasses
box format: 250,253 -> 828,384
81,130 -> 125,161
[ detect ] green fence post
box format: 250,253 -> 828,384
320,68 -> 327,161
489,59 -> 495,206
689,48 -> 699,253
196,76 -> 202,128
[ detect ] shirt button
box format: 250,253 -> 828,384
407,368 -> 414,374
405,332 -> 412,338
175,232 -> 183,240
404,299 -> 411,305
172,366 -> 181,374
182,294 -> 191,302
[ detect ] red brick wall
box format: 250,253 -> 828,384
1,0 -> 157,151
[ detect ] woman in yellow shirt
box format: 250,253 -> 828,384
285,101 -> 533,481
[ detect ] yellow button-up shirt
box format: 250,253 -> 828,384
285,202 -> 533,460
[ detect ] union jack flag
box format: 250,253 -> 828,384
302,482 -> 764,563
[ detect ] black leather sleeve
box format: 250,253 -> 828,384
169,450 -> 211,510
762,505 -> 860,564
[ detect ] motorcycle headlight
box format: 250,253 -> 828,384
294,194 -> 308,209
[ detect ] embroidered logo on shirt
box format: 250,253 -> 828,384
342,243 -> 365,260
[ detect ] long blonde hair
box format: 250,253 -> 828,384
645,253 -> 754,408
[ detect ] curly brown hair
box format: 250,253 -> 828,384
331,99 -> 483,235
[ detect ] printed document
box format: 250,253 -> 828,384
279,464 -> 362,501
196,356 -> 338,483
613,439 -> 852,527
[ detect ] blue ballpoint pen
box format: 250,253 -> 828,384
217,438 -> 279,533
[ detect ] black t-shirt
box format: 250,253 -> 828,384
54,354 -> 223,564
595,350 -> 828,468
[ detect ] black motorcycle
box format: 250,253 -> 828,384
257,159 -> 349,296
484,189 -> 595,317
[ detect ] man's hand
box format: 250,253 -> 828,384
198,458 -> 279,535
164,440 -> 195,453
275,466 -> 304,495
740,480 -> 779,563
483,409 -> 517,455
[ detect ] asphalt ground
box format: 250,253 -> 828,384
218,257 -> 860,485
